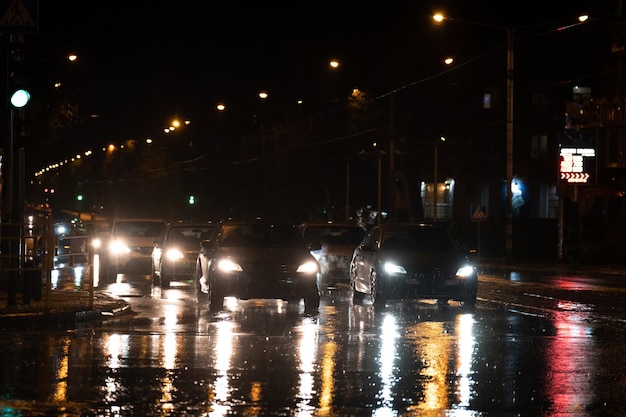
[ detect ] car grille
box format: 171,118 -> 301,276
243,263 -> 291,274
408,268 -> 453,281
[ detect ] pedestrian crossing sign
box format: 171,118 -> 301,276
471,205 -> 487,221
0,0 -> 38,33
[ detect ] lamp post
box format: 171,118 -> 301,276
433,13 -> 514,262
345,157 -> 350,222
433,136 -> 446,223
258,90 -> 270,215
432,12 -> 587,264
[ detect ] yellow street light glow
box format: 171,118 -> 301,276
67,53 -> 78,62
444,57 -> 454,65
216,103 -> 226,111
172,119 -> 180,128
258,91 -> 269,100
329,59 -> 340,69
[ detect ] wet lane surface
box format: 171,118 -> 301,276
1,273 -> 626,416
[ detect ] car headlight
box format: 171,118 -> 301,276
217,258 -> 243,272
297,260 -> 319,274
456,265 -> 476,278
109,240 -> 130,255
165,248 -> 184,261
384,261 -> 407,275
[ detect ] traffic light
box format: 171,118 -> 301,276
188,195 -> 196,205
8,36 -> 31,109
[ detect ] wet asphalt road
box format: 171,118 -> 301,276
0,271 -> 626,416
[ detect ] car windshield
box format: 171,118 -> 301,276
304,226 -> 364,246
167,226 -> 215,247
115,221 -> 166,238
381,228 -> 460,252
221,224 -> 303,248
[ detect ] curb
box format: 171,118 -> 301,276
0,302 -> 132,329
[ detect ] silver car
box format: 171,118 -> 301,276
350,223 -> 478,308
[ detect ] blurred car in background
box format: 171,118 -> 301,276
195,218 -> 321,312
350,223 -> 478,308
151,221 -> 215,288
102,218 -> 168,281
298,222 -> 365,290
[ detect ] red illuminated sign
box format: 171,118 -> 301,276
559,147 -> 595,184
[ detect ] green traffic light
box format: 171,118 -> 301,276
188,195 -> 195,205
10,89 -> 30,108
76,194 -> 84,201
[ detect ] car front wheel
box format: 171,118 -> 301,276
303,289 -> 320,313
209,282 -> 224,311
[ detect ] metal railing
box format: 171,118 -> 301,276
1,214 -> 96,309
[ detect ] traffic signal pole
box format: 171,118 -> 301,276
1,34 -> 14,304
2,33 -> 30,306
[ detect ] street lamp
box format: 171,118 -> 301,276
432,12 -> 588,264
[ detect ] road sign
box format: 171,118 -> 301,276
471,205 -> 487,221
558,130 -> 597,185
0,0 -> 38,34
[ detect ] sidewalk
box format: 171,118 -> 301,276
0,267 -> 131,328
477,257 -> 626,276
0,290 -> 130,328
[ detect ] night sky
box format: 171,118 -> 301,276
16,0 -> 619,169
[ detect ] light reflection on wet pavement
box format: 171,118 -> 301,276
0,276 -> 625,416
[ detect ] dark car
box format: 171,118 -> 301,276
195,219 -> 321,312
350,223 -> 478,308
151,221 -> 215,288
298,222 -> 365,290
